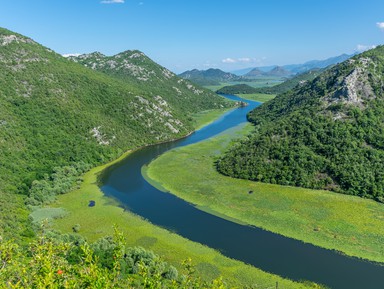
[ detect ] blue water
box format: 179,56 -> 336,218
101,95 -> 384,289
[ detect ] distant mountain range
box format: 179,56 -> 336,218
178,66 -> 293,86
179,53 -> 354,86
245,66 -> 294,78
231,53 -> 355,76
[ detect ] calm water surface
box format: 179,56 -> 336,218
101,95 -> 384,289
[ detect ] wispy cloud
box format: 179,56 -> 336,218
62,53 -> 81,58
356,44 -> 377,52
377,22 -> 384,30
222,58 -> 236,63
222,57 -> 262,64
101,0 -> 124,4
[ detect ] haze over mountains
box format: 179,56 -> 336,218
231,53 -> 355,76
178,53 -> 354,86
217,68 -> 324,96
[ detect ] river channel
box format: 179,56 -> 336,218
101,94 -> 384,289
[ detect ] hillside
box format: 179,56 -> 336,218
178,68 -> 243,86
217,84 -> 258,95
0,27 -> 230,240
68,51 -> 224,113
244,67 -> 265,77
217,46 -> 384,201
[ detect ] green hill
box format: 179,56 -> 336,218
217,46 -> 384,202
0,27 -> 229,240
178,68 -> 243,86
216,83 -> 258,95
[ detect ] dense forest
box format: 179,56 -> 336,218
0,27 -> 230,241
217,46 -> 384,202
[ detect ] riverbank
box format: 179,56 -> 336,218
51,108 -> 314,288
146,123 -> 384,264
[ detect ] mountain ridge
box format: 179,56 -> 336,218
231,53 -> 355,76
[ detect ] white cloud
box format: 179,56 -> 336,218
62,53 -> 81,58
356,44 -> 377,52
101,0 -> 124,4
222,57 -> 265,64
238,57 -> 252,63
377,22 -> 384,30
222,58 -> 237,63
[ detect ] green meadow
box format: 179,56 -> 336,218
146,123 -> 384,264
238,93 -> 276,103
51,109 -> 317,288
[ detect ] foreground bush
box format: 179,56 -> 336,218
0,228 -> 228,289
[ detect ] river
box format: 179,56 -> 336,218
101,94 -> 384,289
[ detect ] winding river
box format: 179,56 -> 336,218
101,94 -> 384,289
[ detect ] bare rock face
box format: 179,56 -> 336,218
321,57 -> 377,118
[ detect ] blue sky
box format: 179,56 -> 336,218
1,0 -> 383,73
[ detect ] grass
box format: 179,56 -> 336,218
49,110 -> 315,288
146,123 -> 384,264
51,148 -> 314,289
30,207 -> 68,225
238,93 -> 276,103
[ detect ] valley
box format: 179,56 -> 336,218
1,5 -> 384,286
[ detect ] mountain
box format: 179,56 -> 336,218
68,51 -> 225,115
244,67 -> 265,77
178,68 -> 243,86
265,66 -> 293,77
285,53 -> 355,74
0,27 -> 230,239
244,66 -> 293,79
231,53 -> 354,76
231,66 -> 276,76
217,46 -> 384,202
217,68 -> 324,95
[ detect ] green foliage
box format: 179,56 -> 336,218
217,46 -> 384,201
27,162 -> 90,207
0,229 -> 235,289
0,27 -> 230,241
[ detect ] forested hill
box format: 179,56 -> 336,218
178,68 -> 243,86
68,51 -> 224,114
0,27 -> 229,240
217,46 -> 384,202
